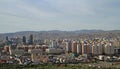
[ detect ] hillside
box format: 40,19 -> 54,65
0,30 -> 120,41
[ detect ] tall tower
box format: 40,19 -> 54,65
22,36 -> 26,45
29,34 -> 33,45
6,36 -> 9,41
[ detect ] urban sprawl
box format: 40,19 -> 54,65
0,34 -> 120,67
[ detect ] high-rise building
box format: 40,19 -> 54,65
22,36 -> 26,45
114,40 -> 120,48
77,43 -> 82,54
104,43 -> 114,55
72,41 -> 77,53
82,42 -> 91,55
49,40 -> 58,48
28,34 -> 33,45
92,44 -> 103,55
6,36 -> 9,41
65,41 -> 72,53
4,45 -> 12,55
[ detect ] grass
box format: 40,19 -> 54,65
0,63 -> 120,69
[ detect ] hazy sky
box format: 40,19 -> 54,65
0,0 -> 120,33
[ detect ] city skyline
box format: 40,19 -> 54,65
0,0 -> 120,33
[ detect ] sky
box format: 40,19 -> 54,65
0,0 -> 120,33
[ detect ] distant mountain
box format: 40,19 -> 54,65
73,30 -> 104,34
0,30 -> 120,41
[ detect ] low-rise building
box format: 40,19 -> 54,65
46,48 -> 64,54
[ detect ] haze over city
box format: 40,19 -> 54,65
0,0 -> 120,33
0,1 -> 120,69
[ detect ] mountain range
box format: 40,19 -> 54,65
0,30 -> 120,41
